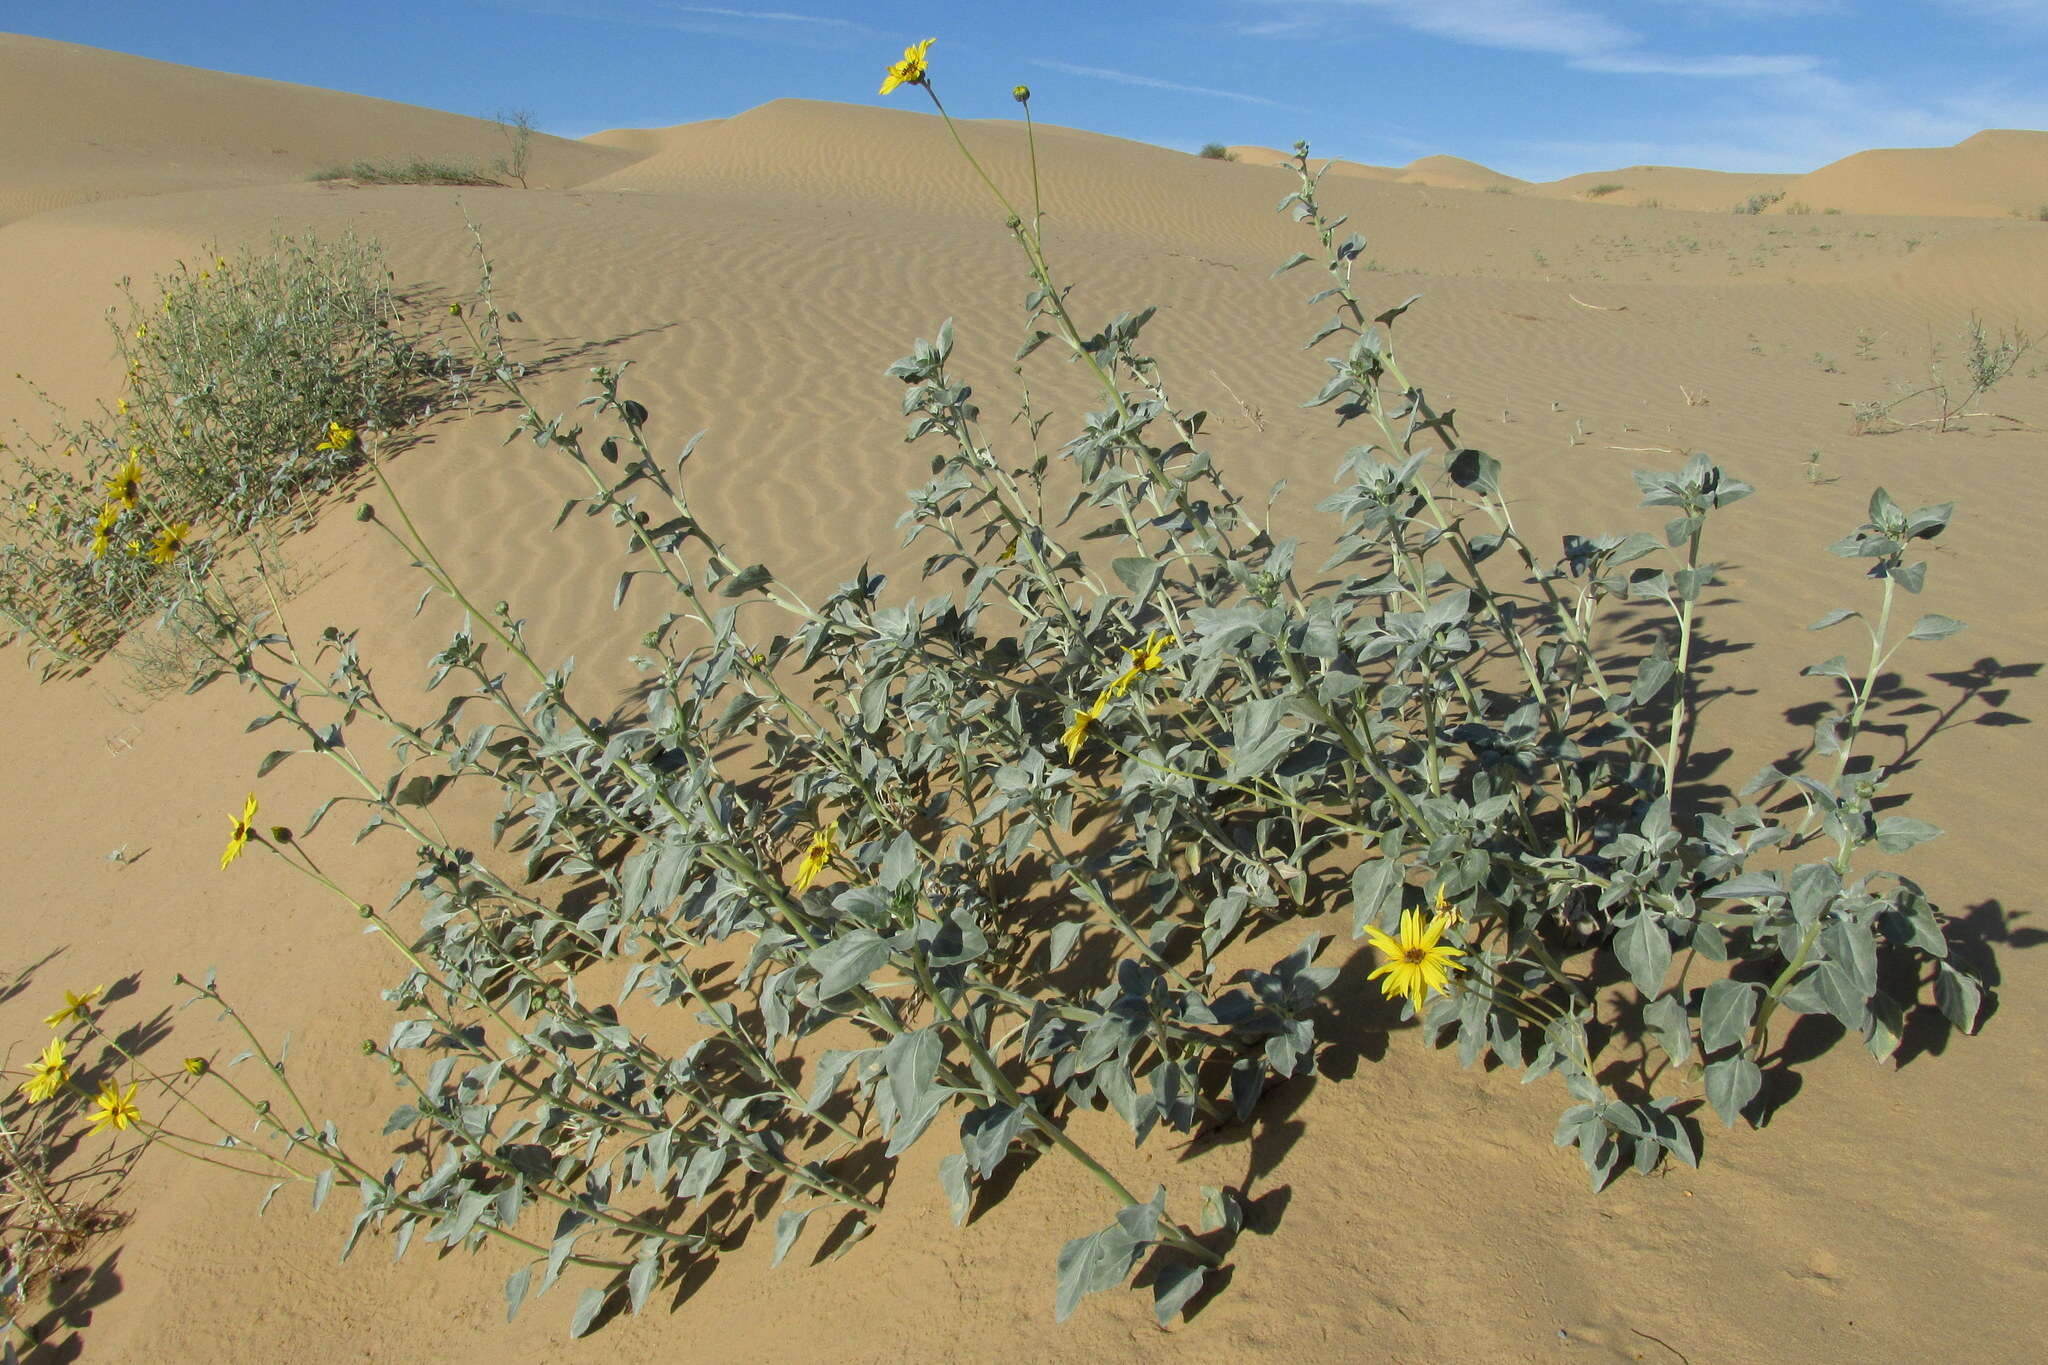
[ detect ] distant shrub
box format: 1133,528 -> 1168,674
491,108 -> 537,188
0,233 -> 450,672
309,158 -> 499,186
1585,183 -> 1625,198
1785,201 -> 1813,215
1733,189 -> 1785,215
1197,142 -> 1238,161
1483,184 -> 1514,195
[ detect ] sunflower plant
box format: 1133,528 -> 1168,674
137,43 -> 1990,1336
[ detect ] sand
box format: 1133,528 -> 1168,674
3,32 -> 2046,1364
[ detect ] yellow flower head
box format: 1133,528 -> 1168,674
313,421 -> 358,453
221,793 -> 259,869
1362,907 -> 1466,1015
44,985 -> 105,1030
90,503 -> 120,558
86,1080 -> 142,1136
792,824 -> 837,893
183,1056 -> 210,1078
106,453 -> 143,509
147,521 -> 191,566
879,38 -> 934,95
1061,694 -> 1106,763
1106,630 -> 1177,699
19,1038 -> 68,1104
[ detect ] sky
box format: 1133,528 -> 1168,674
9,1 -> 2048,180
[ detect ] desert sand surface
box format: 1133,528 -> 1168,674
4,33 -> 2047,1364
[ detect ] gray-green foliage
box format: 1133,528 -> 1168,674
179,126 -> 1987,1335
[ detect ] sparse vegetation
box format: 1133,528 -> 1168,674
492,108 -> 537,188
309,158 -> 499,186
1733,189 -> 1785,215
1197,142 -> 1237,161
1853,314 -> 2035,434
1585,183 -> 1625,198
0,232 -> 449,673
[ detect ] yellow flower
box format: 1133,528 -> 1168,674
116,398 -> 129,416
90,503 -> 119,558
221,792 -> 259,869
134,324 -> 148,341
147,521 -> 191,566
106,453 -> 143,509
1106,630 -> 1176,699
792,825 -> 837,892
313,421 -> 358,453
1061,694 -> 1106,763
1430,883 -> 1464,925
1362,907 -> 1467,1015
86,1081 -> 142,1135
43,985 -> 105,1029
19,1038 -> 68,1104
182,1056 -> 209,1078
879,37 -> 934,95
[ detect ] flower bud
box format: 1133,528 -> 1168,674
183,1056 -> 209,1077
1012,85 -> 1031,103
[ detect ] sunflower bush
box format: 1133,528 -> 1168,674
114,44 -> 1988,1334
0,231 -> 447,674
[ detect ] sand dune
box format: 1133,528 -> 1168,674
0,32 -> 639,225
4,36 -> 2048,1365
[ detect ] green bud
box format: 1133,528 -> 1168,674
1012,85 -> 1031,103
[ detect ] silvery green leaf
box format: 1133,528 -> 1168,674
1054,1218 -> 1145,1323
1874,817 -> 1942,854
1614,912 -> 1672,994
627,1249 -> 658,1314
1704,1054 -> 1762,1127
1821,919 -> 1879,996
1801,656 -> 1852,681
1349,856 -> 1404,936
1112,556 -> 1163,601
1788,862 -> 1841,927
1865,990 -> 1905,1062
1153,1262 -> 1208,1326
1808,608 -> 1859,631
1047,920 -> 1082,970
311,1166 -> 335,1212
938,1153 -> 972,1226
1705,872 -> 1781,901
1224,695 -> 1298,782
1271,252 -> 1312,278
1906,613 -> 1964,641
1935,963 -> 1983,1033
504,1264 -> 533,1323
1811,961 -> 1867,1029
568,1286 -> 607,1338
1644,993 -> 1692,1067
1629,654 -> 1675,707
1699,979 -> 1758,1054
808,929 -> 892,1000
771,1207 -> 815,1269
1198,1185 -> 1244,1235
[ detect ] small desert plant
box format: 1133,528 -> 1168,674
309,158 -> 499,187
1853,314 -> 2035,434
1733,189 -> 1785,214
1197,142 -> 1237,161
492,108 -> 537,188
1585,183 -> 1625,198
1785,201 -> 1813,215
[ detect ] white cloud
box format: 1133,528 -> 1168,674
1028,60 -> 1307,110
1241,0 -> 1821,76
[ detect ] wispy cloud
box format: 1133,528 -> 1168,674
489,0 -> 876,43
1028,59 -> 1306,110
660,3 -> 865,28
1239,0 -> 1818,78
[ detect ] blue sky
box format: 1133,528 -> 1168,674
13,1 -> 2048,179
